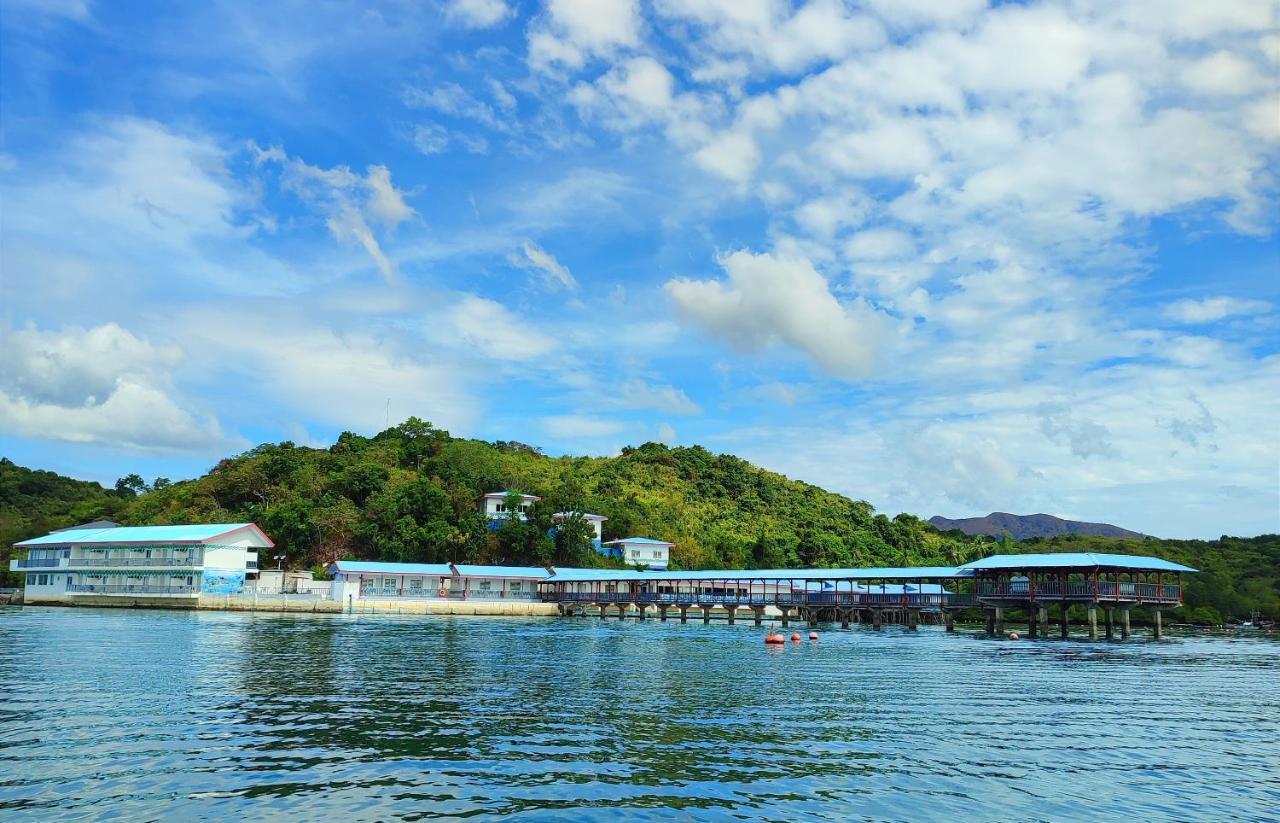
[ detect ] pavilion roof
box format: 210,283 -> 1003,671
958,552 -> 1197,573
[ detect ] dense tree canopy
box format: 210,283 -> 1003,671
2,422 -> 1276,620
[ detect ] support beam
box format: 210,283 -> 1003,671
873,609 -> 883,631
1028,608 -> 1038,639
1153,608 -> 1163,640
679,607 -> 688,624
907,609 -> 919,632
658,606 -> 668,622
840,609 -> 851,629
780,608 -> 791,627
702,607 -> 711,625
636,604 -> 647,621
1120,608 -> 1131,639
985,610 -> 995,637
1037,607 -> 1048,637
944,611 -> 955,633
726,606 -> 736,625
994,607 -> 1004,635
1087,605 -> 1098,640
752,607 -> 764,626
598,602 -> 607,620
1060,602 -> 1069,639
1104,607 -> 1114,640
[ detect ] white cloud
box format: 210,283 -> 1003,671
511,241 -> 578,291
619,379 -> 701,415
656,422 -> 677,444
257,147 -> 415,283
446,296 -> 557,360
845,228 -> 915,260
444,0 -> 512,29
542,414 -> 626,438
666,251 -> 888,379
1182,50 -> 1269,96
0,323 -> 229,451
1162,296 -> 1272,324
529,0 -> 641,70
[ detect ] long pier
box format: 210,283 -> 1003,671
538,552 -> 1195,639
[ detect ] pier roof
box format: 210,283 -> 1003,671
544,566 -> 963,583
958,552 -> 1197,573
331,561 -> 453,576
451,564 -> 550,579
16,523 -> 272,547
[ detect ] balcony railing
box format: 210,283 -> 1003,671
67,584 -> 198,595
67,557 -> 202,568
540,591 -> 962,608
13,558 -> 65,569
975,580 -> 1181,603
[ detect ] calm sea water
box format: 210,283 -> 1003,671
0,607 -> 1276,822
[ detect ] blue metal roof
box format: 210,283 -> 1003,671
543,566 -> 963,583
332,561 -> 453,576
16,523 -> 270,547
604,537 -> 675,546
451,564 -> 550,579
959,552 -> 1197,573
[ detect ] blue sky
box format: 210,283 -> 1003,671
1,0 -> 1277,538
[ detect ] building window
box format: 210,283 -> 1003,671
37,575 -> 48,585
26,574 -> 34,585
509,581 -> 523,593
631,550 -> 641,558
478,580 -> 492,592
66,576 -> 72,585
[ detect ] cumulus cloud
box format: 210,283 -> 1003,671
1162,296 -> 1272,324
529,0 -> 641,70
666,251 -> 887,379
446,296 -> 557,360
619,379 -> 701,415
0,323 -> 229,451
542,414 -> 626,438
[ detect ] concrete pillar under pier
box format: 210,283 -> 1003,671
752,607 -> 764,626
725,606 -> 737,625
907,609 -> 919,631
840,609 -> 851,629
808,608 -> 818,628
873,609 -> 883,631
598,602 -> 608,619
1060,603 -> 1069,639
1037,607 -> 1048,637
636,604 -> 647,621
944,611 -> 955,633
618,603 -> 627,620
994,608 -> 1004,635
702,607 -> 711,625
658,606 -> 668,622
1120,608 -> 1131,639
1087,605 -> 1098,640
679,607 -> 688,624
985,610 -> 995,637
1028,608 -> 1038,639
780,608 -> 791,627
1104,607 -> 1114,640
1153,609 -> 1163,640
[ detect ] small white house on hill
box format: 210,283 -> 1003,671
605,537 -> 674,570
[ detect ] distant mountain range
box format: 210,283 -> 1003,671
928,512 -> 1147,540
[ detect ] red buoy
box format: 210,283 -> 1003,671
1009,632 -> 1020,641
764,633 -> 786,645
791,632 -> 802,642
809,631 -> 819,640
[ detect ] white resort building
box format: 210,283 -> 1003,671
328,561 -> 551,606
481,491 -> 540,520
12,522 -> 270,604
605,537 -> 674,570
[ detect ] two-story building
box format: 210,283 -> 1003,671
605,537 -> 674,570
12,522 -> 271,604
481,491 -> 541,525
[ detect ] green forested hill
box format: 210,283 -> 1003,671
2,420 -> 1277,620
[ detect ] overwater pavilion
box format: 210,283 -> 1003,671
957,552 -> 1196,639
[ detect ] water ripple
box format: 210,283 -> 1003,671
0,606 -> 1277,821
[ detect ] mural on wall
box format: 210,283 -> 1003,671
201,569 -> 246,594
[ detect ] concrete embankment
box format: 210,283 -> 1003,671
350,599 -> 561,617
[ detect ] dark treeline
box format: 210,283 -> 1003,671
2,418 -> 1276,621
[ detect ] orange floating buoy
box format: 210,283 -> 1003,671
764,633 -> 786,645
791,632 -> 802,642
809,632 -> 819,640
1009,632 -> 1020,641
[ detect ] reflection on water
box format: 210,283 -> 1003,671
0,607 -> 1276,821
